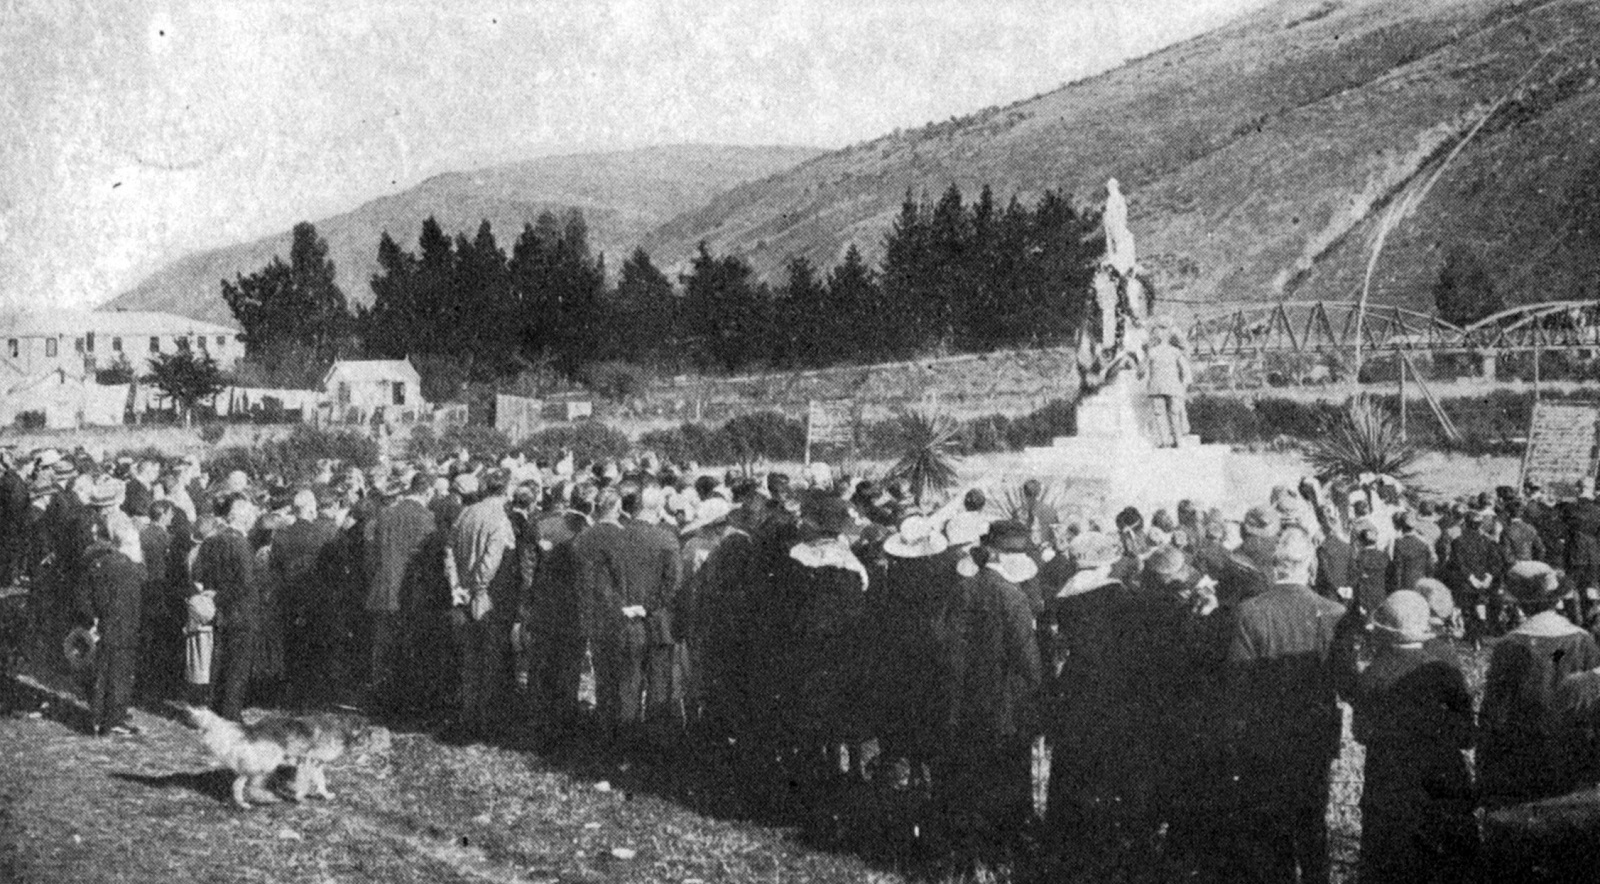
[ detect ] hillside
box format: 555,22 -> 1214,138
641,0 -> 1600,316
102,144 -> 822,326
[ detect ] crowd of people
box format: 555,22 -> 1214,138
7,440 -> 1600,881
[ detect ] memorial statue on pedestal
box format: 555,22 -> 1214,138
1078,177 -> 1155,394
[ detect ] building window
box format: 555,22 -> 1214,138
111,337 -> 122,353
176,336 -> 191,352
45,338 -> 57,358
216,336 -> 226,349
6,339 -> 16,359
74,337 -> 84,354
85,332 -> 94,353
149,337 -> 160,353
392,382 -> 406,405
197,335 -> 207,352
337,382 -> 350,405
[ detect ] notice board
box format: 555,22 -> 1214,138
805,399 -> 855,462
1522,401 -> 1600,494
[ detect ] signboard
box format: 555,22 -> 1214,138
805,399 -> 854,463
1522,401 -> 1600,494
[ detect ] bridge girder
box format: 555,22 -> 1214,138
1185,300 -> 1600,359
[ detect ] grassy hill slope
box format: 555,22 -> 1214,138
641,0 -> 1600,316
103,144 -> 823,326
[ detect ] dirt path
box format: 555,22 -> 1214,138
0,677 -> 892,884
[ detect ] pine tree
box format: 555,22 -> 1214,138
822,245 -> 879,364
362,231 -> 418,359
451,220 -> 514,379
221,221 -> 351,378
926,183 -> 970,350
880,191 -> 930,357
609,247 -> 678,365
777,256 -> 827,366
680,242 -> 766,372
410,217 -> 456,354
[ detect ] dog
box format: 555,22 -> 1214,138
284,712 -> 369,803
183,707 -> 369,809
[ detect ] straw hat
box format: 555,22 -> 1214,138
883,514 -> 950,558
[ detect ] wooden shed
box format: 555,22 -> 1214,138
321,358 -> 425,424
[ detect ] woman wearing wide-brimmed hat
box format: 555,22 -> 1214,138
864,512 -> 964,785
1354,590 -> 1477,884
1479,560 -> 1600,806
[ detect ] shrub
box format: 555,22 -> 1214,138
205,425 -> 379,483
520,420 -> 631,465
1187,395 -> 1259,444
441,424 -> 512,459
1002,399 -> 1076,449
14,411 -> 45,430
723,411 -> 805,463
406,424 -> 441,461
197,422 -> 227,445
580,360 -> 651,402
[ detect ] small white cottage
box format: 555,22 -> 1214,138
321,358 -> 425,425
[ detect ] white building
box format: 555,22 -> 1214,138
320,358 -> 425,425
0,309 -> 240,375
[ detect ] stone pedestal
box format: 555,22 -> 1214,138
1016,374 -> 1231,514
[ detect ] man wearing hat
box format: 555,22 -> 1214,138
1478,560 -> 1600,806
937,519 -> 1041,864
365,473 -> 437,710
192,492 -> 262,720
1387,511 -> 1435,595
1237,505 -> 1280,574
1446,509 -> 1505,641
0,447 -> 28,587
1127,545 -> 1231,862
79,503 -> 148,736
1353,590 -> 1476,883
1225,527 -> 1357,884
38,466 -> 95,666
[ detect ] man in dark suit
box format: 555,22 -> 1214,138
1226,528 -> 1358,884
572,485 -> 682,742
364,474 -> 436,708
0,449 -> 29,587
192,492 -> 261,720
1388,511 -> 1435,594
1448,511 -> 1504,640
270,489 -> 340,707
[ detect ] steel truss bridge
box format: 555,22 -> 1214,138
1185,300 -> 1600,365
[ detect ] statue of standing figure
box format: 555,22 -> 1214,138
1079,177 -> 1153,389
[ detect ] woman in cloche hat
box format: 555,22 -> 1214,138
1478,561 -> 1600,806
1352,590 -> 1476,884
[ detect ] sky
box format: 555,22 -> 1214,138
0,0 -> 1275,311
